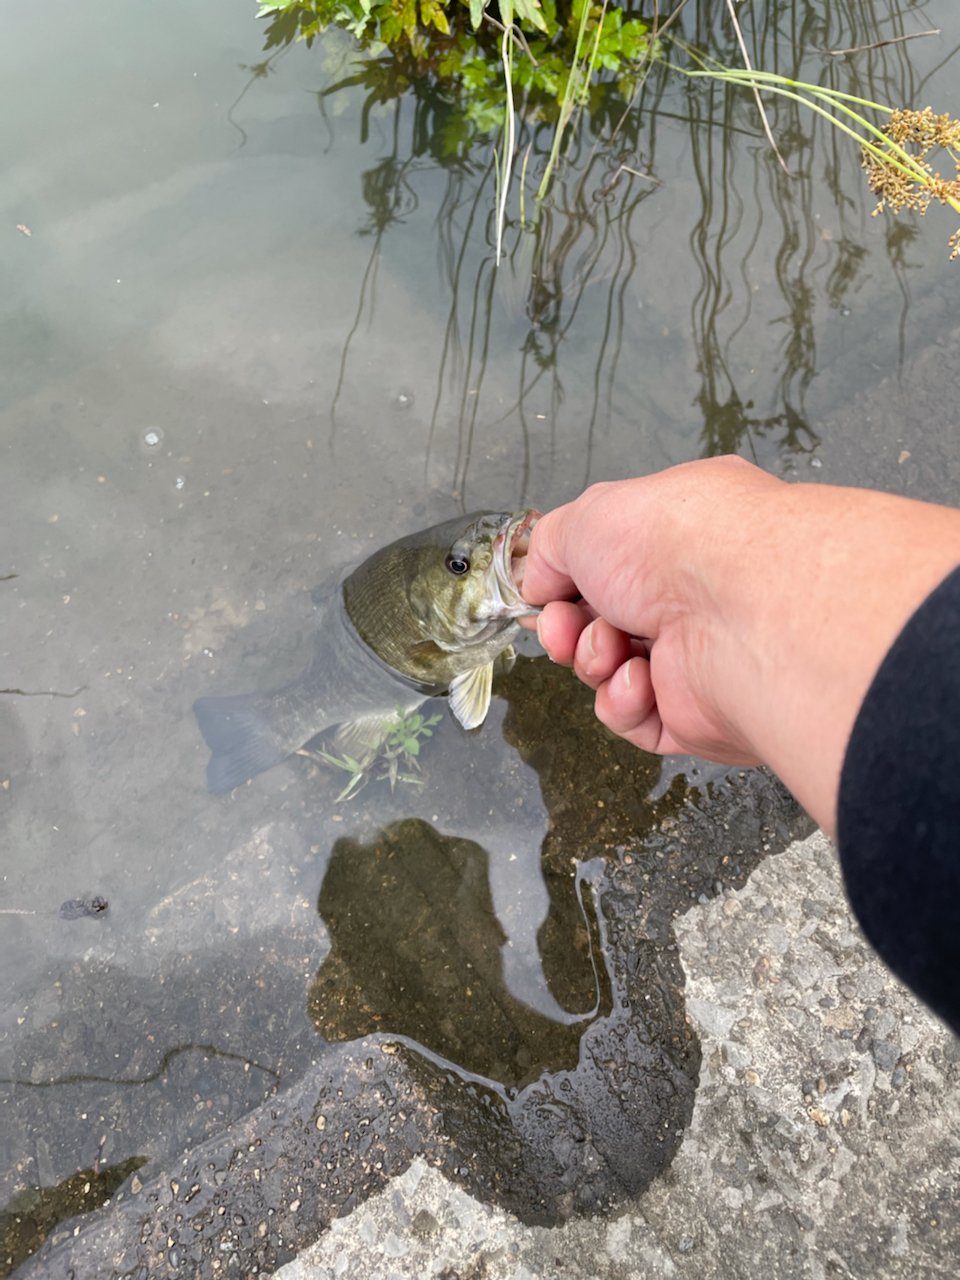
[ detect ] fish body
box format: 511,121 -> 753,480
193,510 -> 539,793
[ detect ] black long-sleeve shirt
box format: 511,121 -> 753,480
838,564 -> 960,1035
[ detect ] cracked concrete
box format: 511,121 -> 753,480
277,832 -> 960,1280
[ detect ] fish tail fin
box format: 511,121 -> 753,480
192,694 -> 287,794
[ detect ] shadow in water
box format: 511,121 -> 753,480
311,818 -> 611,1090
294,654 -> 811,1223
0,1157 -> 147,1279
12,657 -> 814,1277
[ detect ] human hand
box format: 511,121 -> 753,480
519,457 -> 772,765
519,457 -> 960,837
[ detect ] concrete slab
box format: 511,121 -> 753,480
277,831 -> 960,1280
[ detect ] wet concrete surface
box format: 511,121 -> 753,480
271,834 -> 960,1280
14,832 -> 960,1279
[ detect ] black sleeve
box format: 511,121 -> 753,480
838,563 -> 960,1035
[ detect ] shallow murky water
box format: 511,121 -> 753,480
2,0 -> 959,1272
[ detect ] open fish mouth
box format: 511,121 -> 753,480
493,509 -> 542,612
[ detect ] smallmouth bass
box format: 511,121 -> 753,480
193,510 -> 540,793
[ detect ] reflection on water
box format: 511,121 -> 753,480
311,818 -> 610,1089
0,1156 -> 147,1277
317,0 -> 957,495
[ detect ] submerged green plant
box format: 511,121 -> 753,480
302,705 -> 443,800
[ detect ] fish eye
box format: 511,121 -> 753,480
445,553 -> 470,576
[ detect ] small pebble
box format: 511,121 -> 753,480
873,1039 -> 899,1072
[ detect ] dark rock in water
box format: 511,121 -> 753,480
59,896 -> 108,920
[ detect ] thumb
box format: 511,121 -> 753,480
520,506 -> 580,605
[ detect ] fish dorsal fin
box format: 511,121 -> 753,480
449,663 -> 493,730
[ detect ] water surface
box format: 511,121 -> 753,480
2,0 -> 960,1269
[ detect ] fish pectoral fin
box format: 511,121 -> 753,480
408,638 -> 445,656
493,644 -> 516,677
448,664 -> 493,730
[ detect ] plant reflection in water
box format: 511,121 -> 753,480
246,2 -> 957,504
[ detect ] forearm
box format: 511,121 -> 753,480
695,481 -> 960,834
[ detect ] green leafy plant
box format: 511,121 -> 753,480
257,1 -> 655,199
301,706 -> 443,800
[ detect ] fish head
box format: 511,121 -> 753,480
408,509 -> 542,652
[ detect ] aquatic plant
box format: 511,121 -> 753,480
250,1 -> 957,484
257,0 -> 655,191
861,106 -> 960,259
259,1 -> 959,265
672,49 -> 960,260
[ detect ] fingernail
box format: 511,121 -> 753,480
622,658 -> 631,689
585,620 -> 597,660
536,614 -> 554,661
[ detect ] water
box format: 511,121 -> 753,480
2,0 -> 959,1270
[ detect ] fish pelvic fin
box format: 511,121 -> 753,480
193,693 -> 288,794
448,662 -> 493,730
493,644 -> 516,677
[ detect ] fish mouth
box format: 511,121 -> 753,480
493,509 -> 542,614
